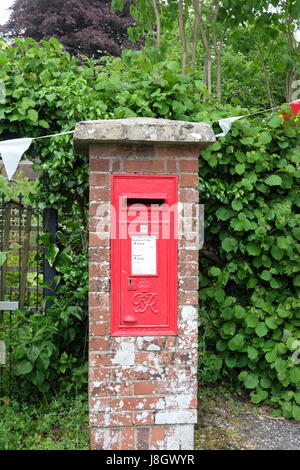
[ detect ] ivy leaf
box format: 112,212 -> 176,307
290,367 -> 300,385
245,313 -> 259,328
247,346 -> 259,360
265,317 -> 277,329
265,349 -> 277,363
39,120 -> 50,129
246,242 -> 261,256
15,360 -> 33,376
271,245 -> 284,260
209,267 -> 221,277
46,243 -> 59,267
251,389 -> 268,403
216,207 -> 233,221
239,371 -> 259,389
293,274 -> 300,287
0,251 -> 7,266
221,321 -> 236,337
221,237 -> 238,252
228,333 -> 244,351
268,114 -> 283,128
292,405 -> 300,421
231,199 -> 243,211
235,163 -> 245,175
265,175 -> 282,186
258,132 -> 272,145
261,270 -> 272,281
27,109 -> 39,122
255,322 -> 268,337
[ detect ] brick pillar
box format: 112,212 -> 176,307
73,118 -> 215,450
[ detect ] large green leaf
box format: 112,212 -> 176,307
221,237 -> 238,252
15,360 -> 33,376
46,243 -> 59,267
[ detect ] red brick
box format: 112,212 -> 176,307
135,351 -> 160,366
165,337 -> 177,349
111,397 -> 161,411
166,159 -> 177,172
179,173 -> 199,188
111,366 -> 163,381
133,337 -> 166,351
89,234 -> 110,248
178,291 -> 198,305
90,202 -> 110,217
112,159 -> 121,172
90,367 -> 111,381
89,337 -> 110,352
165,366 -> 197,381
178,323 -> 198,337
90,173 -> 110,186
179,159 -> 199,172
106,412 -> 134,427
137,427 -> 150,450
134,382 -> 166,395
89,218 -> 110,232
151,426 -> 165,450
162,350 -> 198,366
123,160 -> 164,173
90,397 -> 111,413
90,157 -> 110,171
90,322 -> 110,336
89,307 -> 110,322
104,429 -> 120,450
179,189 -> 199,203
91,382 -> 133,397
156,145 -> 200,158
178,276 -> 199,291
89,293 -> 110,307
89,278 -> 109,293
91,143 -> 133,158
176,335 -> 198,350
121,428 -> 135,450
89,249 -> 110,263
90,428 -> 104,450
179,249 -> 198,261
178,261 -> 198,277
89,262 -> 109,278
90,187 -> 110,202
133,411 -> 155,425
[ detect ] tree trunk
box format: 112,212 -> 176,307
151,0 -> 161,48
191,4 -> 200,70
258,51 -> 275,108
194,0 -> 212,101
178,0 -> 188,73
212,33 -> 222,101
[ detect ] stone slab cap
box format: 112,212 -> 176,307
73,118 -> 215,154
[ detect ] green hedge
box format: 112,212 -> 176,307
199,114 -> 300,419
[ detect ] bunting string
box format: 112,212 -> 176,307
0,100 -> 299,180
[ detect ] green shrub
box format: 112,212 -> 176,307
0,393 -> 89,450
199,113 -> 300,419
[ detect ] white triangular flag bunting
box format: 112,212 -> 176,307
0,138 -> 33,180
215,116 -> 245,138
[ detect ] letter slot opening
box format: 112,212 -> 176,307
126,198 -> 165,206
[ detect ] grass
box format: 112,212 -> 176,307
0,392 -> 89,450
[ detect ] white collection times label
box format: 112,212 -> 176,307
131,235 -> 157,275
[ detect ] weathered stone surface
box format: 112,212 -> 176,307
73,118 -> 215,154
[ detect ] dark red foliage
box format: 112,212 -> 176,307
1,0 -> 139,57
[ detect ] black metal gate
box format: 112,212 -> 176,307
0,193 -> 56,398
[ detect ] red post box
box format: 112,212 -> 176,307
111,174 -> 178,336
